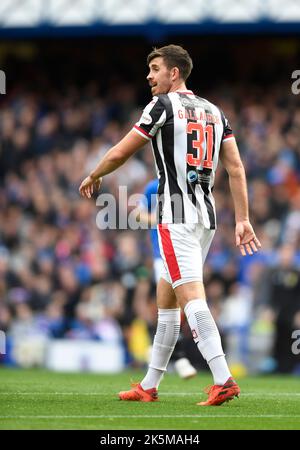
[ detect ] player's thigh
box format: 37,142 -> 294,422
174,280 -> 206,308
175,226 -> 215,306
157,277 -> 179,309
157,223 -> 207,288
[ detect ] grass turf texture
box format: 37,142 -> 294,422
0,368 -> 299,430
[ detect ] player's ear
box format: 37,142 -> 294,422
171,67 -> 180,81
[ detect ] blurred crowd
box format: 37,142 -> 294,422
0,62 -> 300,373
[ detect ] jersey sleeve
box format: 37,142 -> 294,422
220,110 -> 235,143
133,96 -> 167,140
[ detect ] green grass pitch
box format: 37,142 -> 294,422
0,367 -> 299,430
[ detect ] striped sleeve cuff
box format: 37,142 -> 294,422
133,125 -> 152,141
222,134 -> 235,142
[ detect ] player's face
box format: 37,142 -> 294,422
147,57 -> 173,96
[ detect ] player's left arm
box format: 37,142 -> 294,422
79,130 -> 148,198
220,138 -> 262,256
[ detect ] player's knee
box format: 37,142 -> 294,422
175,280 -> 206,308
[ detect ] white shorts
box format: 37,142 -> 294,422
157,223 -> 215,289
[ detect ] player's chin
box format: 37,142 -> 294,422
152,86 -> 166,96
158,89 -> 169,95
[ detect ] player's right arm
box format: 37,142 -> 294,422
79,97 -> 166,199
79,130 -> 148,198
220,138 -> 261,256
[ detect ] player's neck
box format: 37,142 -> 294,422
170,82 -> 188,93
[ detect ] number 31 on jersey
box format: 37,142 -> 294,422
186,122 -> 213,169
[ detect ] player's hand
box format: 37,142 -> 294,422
79,175 -> 102,199
235,220 -> 261,256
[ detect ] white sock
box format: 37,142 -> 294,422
184,299 -> 231,385
208,355 -> 232,385
141,308 -> 181,390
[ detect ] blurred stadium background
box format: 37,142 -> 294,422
0,0 -> 300,378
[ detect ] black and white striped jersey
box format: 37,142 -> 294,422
133,90 -> 234,229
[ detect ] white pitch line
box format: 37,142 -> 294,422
1,392 -> 300,397
1,414 -> 300,419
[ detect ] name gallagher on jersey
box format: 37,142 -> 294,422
177,109 -> 220,124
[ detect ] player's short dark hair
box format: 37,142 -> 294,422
147,44 -> 193,81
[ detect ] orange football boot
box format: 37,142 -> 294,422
118,383 -> 158,402
197,377 -> 240,406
